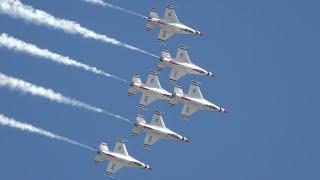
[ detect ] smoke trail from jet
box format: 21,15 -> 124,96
83,0 -> 107,6
83,0 -> 147,18
0,114 -> 95,151
0,0 -> 158,58
0,33 -> 127,83
0,73 -> 131,123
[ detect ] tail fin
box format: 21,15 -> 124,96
169,85 -> 183,107
128,74 -> 140,96
146,8 -> 158,31
146,71 -> 162,88
132,114 -> 145,136
95,142 -> 108,164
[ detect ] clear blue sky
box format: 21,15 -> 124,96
0,0 -> 319,179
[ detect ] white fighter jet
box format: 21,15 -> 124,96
131,111 -> 189,148
157,45 -> 214,83
145,4 -> 203,42
170,81 -> 228,119
94,139 -> 151,176
128,71 -> 172,109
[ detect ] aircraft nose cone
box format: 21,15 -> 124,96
182,137 -> 189,143
185,138 -> 190,143
208,72 -> 214,77
223,108 -> 229,113
146,165 -> 152,170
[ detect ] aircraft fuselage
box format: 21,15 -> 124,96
160,57 -> 213,77
147,17 -> 201,36
131,82 -> 172,101
174,93 -> 225,112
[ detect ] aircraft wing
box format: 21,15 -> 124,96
105,161 -> 125,176
169,67 -> 186,83
181,104 -> 200,119
144,133 -> 161,147
158,27 -> 175,42
175,46 -> 192,63
164,4 -> 179,23
146,72 -> 161,88
113,141 -> 129,156
188,81 -> 203,99
150,111 -> 166,128
139,94 -> 156,108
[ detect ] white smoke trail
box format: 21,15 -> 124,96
0,33 -> 127,83
0,114 -> 96,151
83,0 -> 106,6
83,0 -> 147,18
0,73 -> 131,123
0,0 -> 158,58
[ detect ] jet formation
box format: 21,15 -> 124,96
95,3 -> 228,176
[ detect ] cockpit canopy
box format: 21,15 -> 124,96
132,161 -> 143,167
168,133 -> 180,139
181,28 -> 194,34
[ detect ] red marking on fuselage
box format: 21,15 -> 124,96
140,86 -> 149,91
142,125 -> 153,130
105,153 -> 116,158
154,20 -> 166,26
181,96 -> 192,102
169,61 -> 179,65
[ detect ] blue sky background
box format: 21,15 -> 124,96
0,0 -> 319,179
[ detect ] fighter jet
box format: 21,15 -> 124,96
128,71 -> 172,109
146,4 -> 203,42
170,81 -> 228,119
94,139 -> 151,176
132,111 -> 189,148
157,45 -> 214,83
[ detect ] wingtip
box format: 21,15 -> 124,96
191,80 -> 200,86
149,71 -> 157,75
117,137 -> 127,143
154,111 -> 161,115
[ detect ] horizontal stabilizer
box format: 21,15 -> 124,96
150,8 -> 159,19
132,74 -> 141,84
161,48 -> 171,59
174,84 -> 184,95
